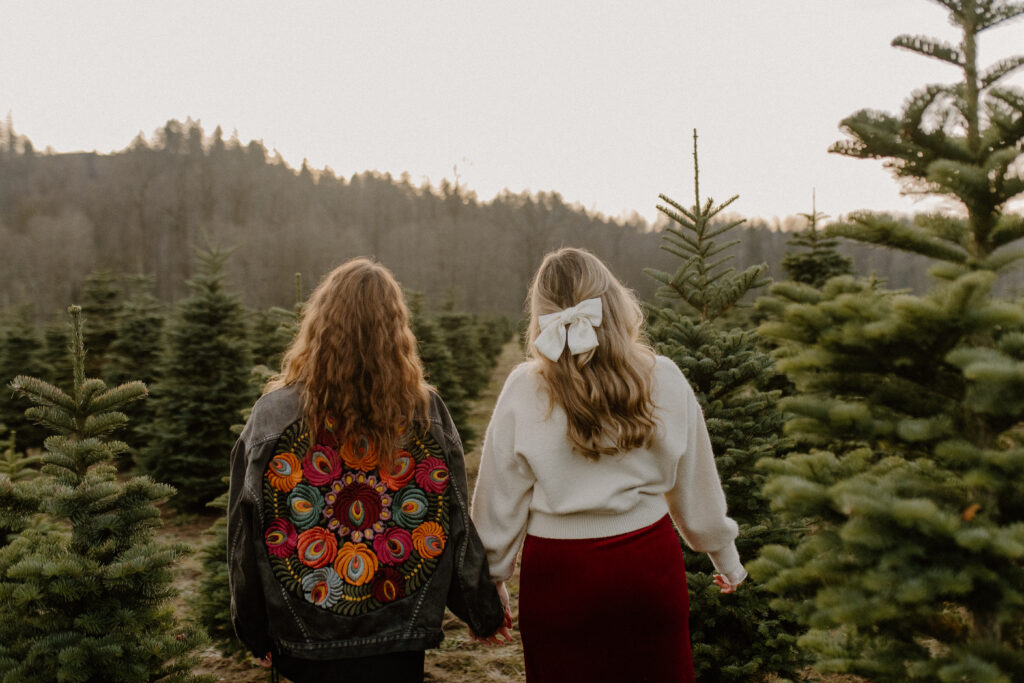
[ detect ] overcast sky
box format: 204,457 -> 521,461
2,1 -> 1022,224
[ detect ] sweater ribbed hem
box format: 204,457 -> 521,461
525,498 -> 670,540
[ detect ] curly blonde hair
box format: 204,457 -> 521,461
267,258 -> 431,469
527,247 -> 657,460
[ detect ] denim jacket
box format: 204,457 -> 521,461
227,385 -> 505,659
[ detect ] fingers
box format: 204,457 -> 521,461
713,574 -> 738,594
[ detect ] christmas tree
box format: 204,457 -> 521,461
645,130 -> 804,681
80,269 -> 123,379
779,193 -> 853,288
104,275 -> 166,468
140,248 -> 254,511
0,306 -> 211,682
0,306 -> 47,449
752,2 -> 1024,679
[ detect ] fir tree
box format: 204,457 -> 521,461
80,269 -> 123,379
0,425 -> 40,547
780,193 -> 854,288
407,292 -> 473,447
40,317 -> 74,393
0,306 -> 211,682
753,3 -> 1024,679
104,276 -> 166,467
140,248 -> 254,511
0,306 -> 47,449
645,130 -> 804,681
193,490 -> 239,654
437,312 -> 491,401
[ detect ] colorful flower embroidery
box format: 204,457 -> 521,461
373,527 -> 413,566
381,450 -> 415,490
267,452 -> 303,492
303,445 -> 342,486
334,541 -> 379,586
296,527 -> 338,568
265,518 -> 298,558
415,457 -> 449,494
412,521 -> 446,559
392,487 -> 428,529
263,419 -> 451,615
288,483 -> 325,530
342,435 -> 379,471
302,567 -> 344,608
372,567 -> 406,603
323,472 -> 392,542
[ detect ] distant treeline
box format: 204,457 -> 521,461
2,117 -> 1017,318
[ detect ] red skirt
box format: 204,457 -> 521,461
518,515 -> 694,683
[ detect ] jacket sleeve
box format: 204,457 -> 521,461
662,363 -> 745,584
226,432 -> 273,657
470,374 -> 534,582
435,397 -> 506,638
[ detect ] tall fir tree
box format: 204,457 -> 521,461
779,193 -> 854,288
0,306 -> 48,449
752,3 -> 1024,679
140,248 -> 254,511
644,131 -> 804,681
0,306 -> 211,682
407,292 -> 473,447
104,275 -> 167,468
80,269 -> 123,379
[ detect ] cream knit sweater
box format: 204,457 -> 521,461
470,355 -> 745,584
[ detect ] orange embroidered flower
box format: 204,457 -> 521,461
381,450 -> 415,490
267,452 -> 303,492
341,435 -> 379,471
412,521 -> 446,559
296,527 -> 337,569
334,541 -> 379,586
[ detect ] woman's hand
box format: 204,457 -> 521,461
257,652 -> 273,668
713,573 -> 744,594
470,581 -> 515,645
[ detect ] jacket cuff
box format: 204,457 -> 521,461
707,541 -> 744,584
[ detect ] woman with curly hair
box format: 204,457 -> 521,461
228,258 -> 510,683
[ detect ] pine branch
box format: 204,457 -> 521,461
990,214 -> 1024,248
975,2 -> 1024,31
981,245 -> 1024,270
892,34 -> 966,67
981,55 -> 1024,87
827,214 -> 970,263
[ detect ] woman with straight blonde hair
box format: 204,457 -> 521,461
228,258 -> 510,683
472,247 -> 746,682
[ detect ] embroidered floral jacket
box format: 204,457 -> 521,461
227,385 -> 505,660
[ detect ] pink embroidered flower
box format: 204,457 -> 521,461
302,445 -> 342,486
381,450 -> 416,490
371,567 -> 406,603
265,518 -> 298,558
373,527 -> 413,566
415,457 -> 449,494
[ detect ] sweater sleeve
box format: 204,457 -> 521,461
662,363 -> 745,585
471,372 -> 536,582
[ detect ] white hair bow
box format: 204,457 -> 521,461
533,297 -> 603,362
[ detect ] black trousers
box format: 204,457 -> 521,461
273,649 -> 425,683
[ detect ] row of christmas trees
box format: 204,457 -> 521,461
1,0 -> 1022,680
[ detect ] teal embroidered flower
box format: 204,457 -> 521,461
392,487 -> 428,529
288,483 -> 325,530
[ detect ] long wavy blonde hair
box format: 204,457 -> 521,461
527,248 -> 657,460
267,258 -> 431,469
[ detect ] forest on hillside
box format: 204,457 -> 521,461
0,117 -> 1004,321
